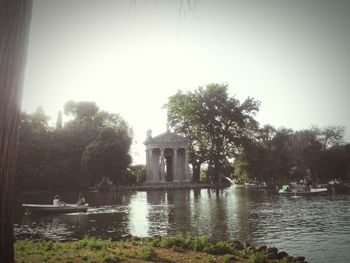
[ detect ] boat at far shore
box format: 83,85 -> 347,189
278,188 -> 328,196
244,181 -> 268,189
278,184 -> 328,196
22,203 -> 89,214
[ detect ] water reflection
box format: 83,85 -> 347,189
14,187 -> 350,263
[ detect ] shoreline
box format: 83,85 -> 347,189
20,182 -> 215,195
98,182 -> 214,192
15,234 -> 307,263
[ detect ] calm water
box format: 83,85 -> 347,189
14,187 -> 350,263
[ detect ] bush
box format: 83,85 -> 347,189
192,236 -> 211,251
75,236 -> 112,251
222,254 -> 236,263
247,252 -> 268,263
203,241 -> 234,255
160,234 -> 192,250
103,252 -> 124,263
138,245 -> 156,261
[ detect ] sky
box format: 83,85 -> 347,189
22,0 -> 350,164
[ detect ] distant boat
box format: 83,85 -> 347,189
22,203 -> 89,214
278,185 -> 327,196
244,181 -> 268,189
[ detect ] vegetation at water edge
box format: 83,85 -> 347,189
15,235 -> 306,263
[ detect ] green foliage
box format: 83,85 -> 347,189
234,124 -> 350,184
191,236 -> 211,251
102,251 -> 124,263
81,127 -> 132,185
199,169 -> 209,183
160,234 -> 235,256
222,254 -> 236,263
16,109 -> 51,190
75,236 -> 112,251
202,241 -> 235,255
247,252 -> 268,263
16,101 -> 133,191
127,164 -> 147,184
15,237 -> 302,263
138,244 -> 156,261
160,233 -> 193,250
166,83 -> 260,183
64,100 -> 99,119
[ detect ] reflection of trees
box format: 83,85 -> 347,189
193,189 -> 229,239
146,191 -> 170,236
87,210 -> 130,239
145,189 -> 193,236
86,191 -> 135,206
167,190 -> 192,234
231,188 -> 262,243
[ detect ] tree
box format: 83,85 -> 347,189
64,100 -> 99,119
0,1 -> 33,262
165,90 -> 208,182
311,125 -> 345,150
16,110 -> 51,190
81,128 -> 132,185
47,101 -> 133,189
166,83 -> 260,183
56,110 -> 63,129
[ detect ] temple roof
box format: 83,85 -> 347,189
144,131 -> 190,148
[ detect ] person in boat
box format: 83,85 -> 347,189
282,184 -> 290,192
77,194 -> 86,205
53,195 -> 65,206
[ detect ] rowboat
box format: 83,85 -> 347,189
22,203 -> 89,213
278,187 -> 328,196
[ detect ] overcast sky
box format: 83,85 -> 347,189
22,0 -> 350,164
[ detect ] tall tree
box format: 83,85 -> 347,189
16,110 -> 51,190
0,1 -> 33,262
81,128 -> 132,185
311,125 -> 345,150
166,83 -> 260,183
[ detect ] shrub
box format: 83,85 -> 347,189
103,252 -> 124,263
222,254 -> 236,263
76,236 -> 112,251
203,241 -> 234,255
247,252 -> 268,263
138,245 -> 156,261
192,236 -> 211,251
160,234 -> 192,250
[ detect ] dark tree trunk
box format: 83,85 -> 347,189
213,160 -> 221,185
0,1 -> 32,262
191,161 -> 201,183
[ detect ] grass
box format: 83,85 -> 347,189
15,235 -> 303,263
248,252 -> 268,263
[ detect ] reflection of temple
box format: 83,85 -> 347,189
144,130 -> 191,184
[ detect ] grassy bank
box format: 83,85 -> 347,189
15,234 -> 306,263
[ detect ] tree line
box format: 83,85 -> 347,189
16,84 -> 350,192
15,101 -> 140,191
165,83 -> 350,184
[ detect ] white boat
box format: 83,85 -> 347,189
278,186 -> 328,196
244,182 -> 268,189
22,203 -> 89,213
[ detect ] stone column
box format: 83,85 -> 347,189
160,148 -> 165,182
173,148 -> 178,182
146,149 -> 150,182
184,148 -> 190,181
148,149 -> 153,182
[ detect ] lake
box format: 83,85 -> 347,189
14,186 -> 350,263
